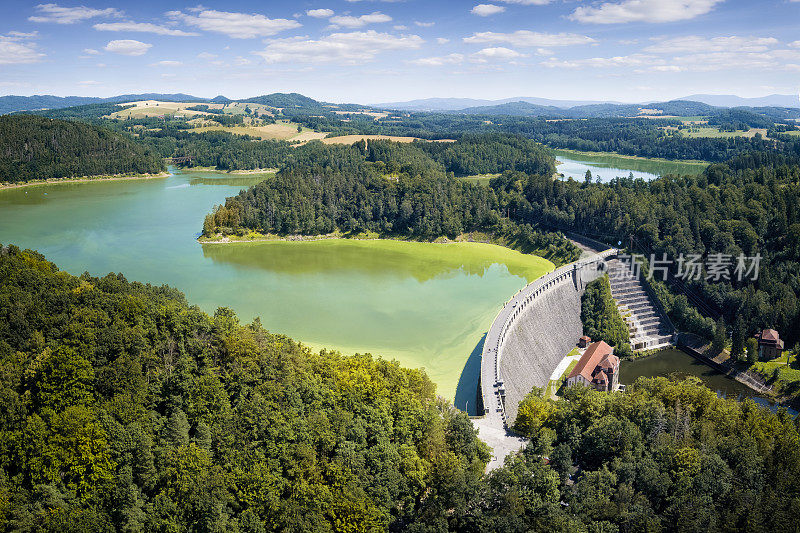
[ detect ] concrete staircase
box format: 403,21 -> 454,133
606,259 -> 673,351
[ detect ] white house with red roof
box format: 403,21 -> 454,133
566,340 -> 620,392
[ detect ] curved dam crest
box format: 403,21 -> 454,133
480,249 -> 617,428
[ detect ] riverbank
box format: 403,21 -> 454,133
550,147 -> 709,168
199,229 -> 573,267
176,166 -> 278,175
0,171 -> 171,190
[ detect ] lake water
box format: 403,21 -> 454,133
0,169 -> 553,403
553,149 -> 707,182
622,347 -> 794,413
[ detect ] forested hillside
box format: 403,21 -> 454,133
0,115 -> 164,183
202,137 -> 579,264
489,150 -> 800,347
3,245 -> 800,531
0,245 -> 488,531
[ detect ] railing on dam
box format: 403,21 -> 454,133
479,248 -> 618,426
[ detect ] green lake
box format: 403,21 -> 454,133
0,169 -> 554,403
553,149 -> 708,182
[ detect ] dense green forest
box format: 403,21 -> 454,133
488,150 -> 800,346
3,246 -> 800,531
581,276 -> 632,356
0,115 -> 164,183
0,245 -> 489,531
512,377 -> 800,532
202,137 -> 579,264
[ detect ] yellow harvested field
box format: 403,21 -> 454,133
108,100 -> 221,118
321,135 -> 456,145
193,121 -> 325,141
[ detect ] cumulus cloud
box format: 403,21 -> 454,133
407,53 -> 465,66
166,8 -> 301,39
569,0 -> 724,24
541,53 -> 654,69
0,32 -> 44,64
83,47 -> 100,55
104,39 -> 152,56
29,3 -> 121,24
94,22 -> 199,36
149,60 -> 182,66
464,30 -> 596,47
471,4 -> 506,16
498,0 -> 553,4
644,36 -> 779,54
415,21 -> 435,27
436,37 -> 450,44
471,46 -> 525,62
253,30 -> 423,64
328,12 -> 392,28
409,47 -> 526,66
306,8 -> 335,18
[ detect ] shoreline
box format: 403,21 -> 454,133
549,147 -> 709,167
178,167 -> 278,175
1,171 -> 171,190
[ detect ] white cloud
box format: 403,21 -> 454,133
393,25 -> 408,30
77,80 -> 100,86
0,32 -> 44,64
471,46 -> 525,62
307,8 -> 335,18
788,40 -> 800,48
471,4 -> 506,16
569,0 -> 724,24
166,9 -> 301,39
104,39 -> 152,56
29,3 -> 121,24
197,52 -> 218,60
150,60 -> 182,66
644,36 -> 779,54
328,12 -> 392,28
407,53 -> 465,66
436,37 -> 450,44
498,0 -> 553,4
464,30 -> 596,47
254,30 -> 423,64
83,47 -> 100,55
541,53 -> 654,69
415,21 -> 435,27
94,22 -> 199,36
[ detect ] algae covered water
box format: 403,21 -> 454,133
0,169 -> 553,401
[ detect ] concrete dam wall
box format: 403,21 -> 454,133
480,249 -> 616,428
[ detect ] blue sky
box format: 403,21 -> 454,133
1,0 -> 799,103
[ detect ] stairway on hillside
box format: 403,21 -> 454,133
606,259 -> 674,350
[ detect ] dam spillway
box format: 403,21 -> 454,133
479,249 -> 617,428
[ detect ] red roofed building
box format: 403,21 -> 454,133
566,341 -> 620,392
755,329 -> 784,360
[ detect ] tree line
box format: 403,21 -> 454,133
0,115 -> 164,183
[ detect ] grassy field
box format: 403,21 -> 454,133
682,127 -> 769,139
193,120 -> 327,141
457,174 -> 500,186
545,348 -> 580,399
321,135 -> 456,145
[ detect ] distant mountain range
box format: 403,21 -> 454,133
375,94 -> 800,112
2,91 -> 799,119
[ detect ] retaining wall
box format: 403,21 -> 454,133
480,249 -> 617,427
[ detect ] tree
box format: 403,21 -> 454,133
746,337 -> 758,365
732,315 -> 746,360
712,317 -> 727,354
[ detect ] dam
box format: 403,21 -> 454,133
479,249 -> 617,429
